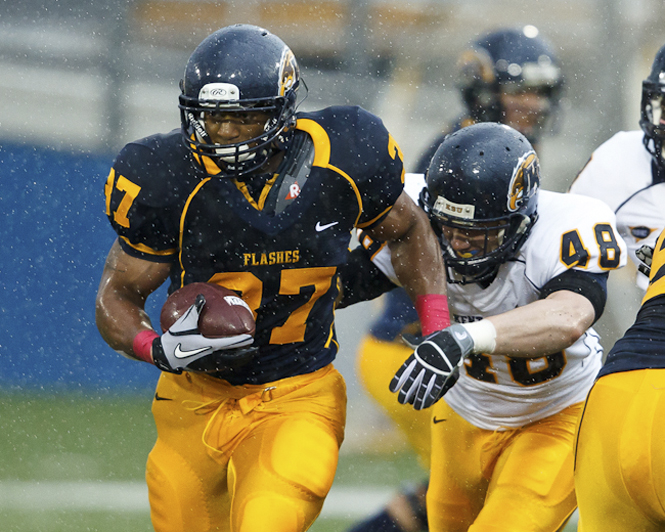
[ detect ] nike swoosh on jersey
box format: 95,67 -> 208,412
432,417 -> 447,424
315,221 -> 339,232
174,344 -> 210,359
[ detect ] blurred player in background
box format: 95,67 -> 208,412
95,24 -> 448,532
569,43 -> 665,291
414,25 -> 563,173
572,43 -> 665,532
345,123 -> 625,531
346,26 -> 564,532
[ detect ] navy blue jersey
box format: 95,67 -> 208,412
599,229 -> 665,377
104,106 -> 405,384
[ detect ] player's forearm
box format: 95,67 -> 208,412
95,240 -> 169,359
95,289 -> 154,358
387,217 -> 446,299
486,291 -> 595,358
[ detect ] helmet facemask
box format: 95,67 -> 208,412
430,208 -> 534,285
640,82 -> 665,168
179,91 -> 298,178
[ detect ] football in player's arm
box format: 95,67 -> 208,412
339,123 -> 626,532
95,24 -> 447,532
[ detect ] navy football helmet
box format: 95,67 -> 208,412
640,43 -> 665,168
420,123 -> 540,284
179,24 -> 301,177
456,26 -> 563,144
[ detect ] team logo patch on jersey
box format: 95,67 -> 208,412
630,226 -> 654,240
507,151 -> 538,212
285,182 -> 301,200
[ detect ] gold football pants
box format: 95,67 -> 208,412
356,335 -> 432,467
575,369 -> 665,532
427,399 -> 581,532
146,364 -> 347,532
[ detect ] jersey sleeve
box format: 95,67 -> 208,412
350,174 -> 426,284
568,131 -> 638,212
524,191 -> 628,288
345,108 -> 406,229
103,139 -> 181,262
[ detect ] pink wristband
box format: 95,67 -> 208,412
132,329 -> 159,364
415,294 -> 450,336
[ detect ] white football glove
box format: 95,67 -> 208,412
389,324 -> 474,410
152,295 -> 255,374
636,244 -> 654,278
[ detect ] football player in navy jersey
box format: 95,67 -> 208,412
95,24 -> 448,532
346,26 -> 564,532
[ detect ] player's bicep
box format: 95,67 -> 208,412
364,191 -> 421,242
97,239 -> 170,307
541,289 -> 596,332
540,269 -> 608,324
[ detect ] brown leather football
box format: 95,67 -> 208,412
160,282 -> 255,338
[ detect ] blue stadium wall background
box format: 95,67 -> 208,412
0,143 -> 162,394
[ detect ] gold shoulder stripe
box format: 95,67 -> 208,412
357,204 -> 394,229
328,163 -> 363,226
296,118 -> 331,167
119,236 -> 175,257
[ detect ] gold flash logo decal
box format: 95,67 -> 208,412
278,49 -> 298,96
507,151 -> 538,212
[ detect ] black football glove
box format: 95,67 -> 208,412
636,244 -> 654,278
152,294 -> 256,374
389,324 -> 474,410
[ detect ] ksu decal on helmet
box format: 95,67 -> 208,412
640,43 -> 665,168
456,26 -> 563,145
178,24 -> 301,177
420,122 -> 539,284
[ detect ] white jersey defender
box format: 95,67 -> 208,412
373,173 -> 627,430
570,130 -> 665,290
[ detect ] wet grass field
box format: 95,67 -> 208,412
0,393 -> 579,532
0,393 -> 422,532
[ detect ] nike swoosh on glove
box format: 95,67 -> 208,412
152,294 -> 255,374
389,324 -> 474,410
